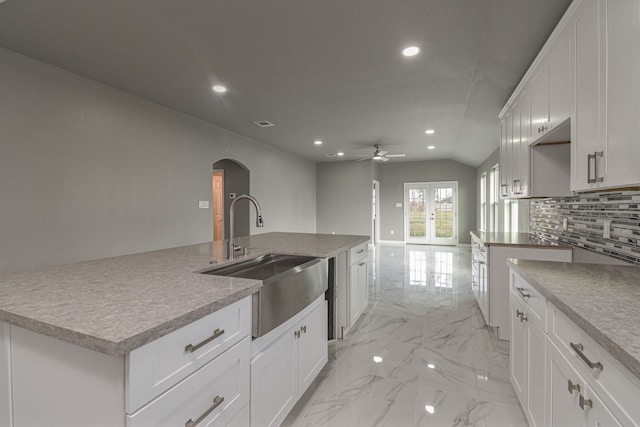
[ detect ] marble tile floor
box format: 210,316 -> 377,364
282,244 -> 527,427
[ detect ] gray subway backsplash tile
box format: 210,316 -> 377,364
530,190 -> 640,265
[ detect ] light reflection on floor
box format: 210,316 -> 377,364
282,244 -> 526,427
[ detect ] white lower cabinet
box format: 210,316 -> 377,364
510,269 -> 639,427
348,258 -> 368,328
0,322 -> 12,427
338,242 -> 369,338
5,297 -> 252,427
509,293 -> 546,427
251,298 -> 328,427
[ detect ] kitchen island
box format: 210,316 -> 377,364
0,232 -> 369,427
470,230 -> 572,340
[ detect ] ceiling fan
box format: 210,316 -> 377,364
358,144 -> 406,162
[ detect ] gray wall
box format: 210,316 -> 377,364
0,48 -> 316,274
316,161 -> 372,236
379,160 -> 477,244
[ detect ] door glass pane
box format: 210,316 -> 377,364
433,187 -> 454,238
408,188 -> 427,237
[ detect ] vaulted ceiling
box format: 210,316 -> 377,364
0,0 -> 571,166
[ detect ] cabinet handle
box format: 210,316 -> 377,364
516,310 -> 524,319
359,262 -> 365,266
520,313 -> 528,323
570,342 -> 603,371
301,325 -> 307,334
587,151 -> 604,184
185,328 -> 225,353
579,394 -> 593,410
294,330 -> 300,339
515,287 -> 530,299
357,249 -> 365,254
185,395 -> 225,427
568,379 -> 580,395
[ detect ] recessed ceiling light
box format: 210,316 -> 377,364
425,129 -> 435,134
427,145 -> 435,150
314,140 -> 323,145
337,152 -> 344,156
402,46 -> 420,57
253,120 -> 275,127
212,85 -> 227,93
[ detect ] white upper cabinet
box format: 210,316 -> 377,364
572,0 -> 640,191
530,58 -> 550,140
548,29 -> 573,126
499,116 -> 510,198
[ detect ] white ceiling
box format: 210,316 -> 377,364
0,0 -> 571,166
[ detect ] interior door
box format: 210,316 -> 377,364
213,171 -> 224,241
405,182 -> 457,245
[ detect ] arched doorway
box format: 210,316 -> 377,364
211,159 -> 250,241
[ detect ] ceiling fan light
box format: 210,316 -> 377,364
373,155 -> 382,160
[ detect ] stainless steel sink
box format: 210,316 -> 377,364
200,253 -> 327,338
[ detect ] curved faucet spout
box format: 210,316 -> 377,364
228,194 -> 264,260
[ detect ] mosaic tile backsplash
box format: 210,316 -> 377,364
530,190 -> 640,265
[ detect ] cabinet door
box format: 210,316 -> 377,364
510,297 -> 527,404
572,0 -> 607,191
500,115 -> 511,199
250,329 -> 297,427
358,260 -> 369,316
604,0 -> 640,188
547,341 -> 584,427
549,28 -> 573,126
510,101 -> 522,197
349,263 -> 360,328
530,59 -> 550,141
526,319 -> 546,427
478,261 -> 489,323
518,90 -> 531,197
297,301 -> 328,396
0,323 -> 11,427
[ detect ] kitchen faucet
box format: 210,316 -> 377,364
228,194 -> 264,260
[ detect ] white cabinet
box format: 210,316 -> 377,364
510,281 -> 546,427
509,269 -> 639,427
499,116 -> 510,198
530,58 -> 550,139
548,29 -> 573,126
251,298 -> 328,427
0,322 -> 12,427
572,0 -> 640,191
6,297 -> 253,427
338,242 -> 369,337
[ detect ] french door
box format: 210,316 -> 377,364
404,181 -> 458,245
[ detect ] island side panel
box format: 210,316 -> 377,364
11,326 -> 126,427
0,322 -> 11,427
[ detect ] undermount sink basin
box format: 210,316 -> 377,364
200,253 -> 327,338
200,253 -> 317,281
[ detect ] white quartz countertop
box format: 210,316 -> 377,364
507,259 -> 640,380
471,230 -> 571,249
0,232 -> 368,356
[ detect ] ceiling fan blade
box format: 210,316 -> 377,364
386,154 -> 406,158
378,151 -> 388,156
357,157 -> 372,162
379,157 -> 390,162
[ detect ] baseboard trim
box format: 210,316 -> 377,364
378,240 -> 406,245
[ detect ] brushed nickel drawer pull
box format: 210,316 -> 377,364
516,310 -> 524,319
359,262 -> 366,266
185,395 -> 224,427
294,330 -> 300,339
570,342 -> 603,370
357,249 -> 365,254
185,328 -> 225,353
568,379 -> 580,395
579,394 -> 593,410
520,313 -> 528,323
301,325 -> 307,334
515,287 -> 530,299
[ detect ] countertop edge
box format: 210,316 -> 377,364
470,230 -> 571,249
507,260 -> 640,381
0,283 -> 263,357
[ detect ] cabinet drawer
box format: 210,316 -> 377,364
127,336 -> 250,427
126,297 -> 251,412
549,304 -> 640,425
510,272 -> 546,329
348,242 -> 369,264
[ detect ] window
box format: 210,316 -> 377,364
480,173 -> 487,231
490,165 -> 499,232
503,199 -> 518,233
